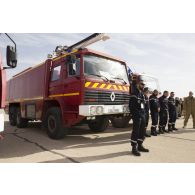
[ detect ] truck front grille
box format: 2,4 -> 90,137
84,91 -> 130,105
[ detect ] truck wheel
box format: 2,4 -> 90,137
16,107 -> 28,128
9,106 -> 17,126
111,116 -> 131,128
45,107 -> 68,139
88,116 -> 109,132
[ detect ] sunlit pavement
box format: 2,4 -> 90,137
0,115 -> 195,163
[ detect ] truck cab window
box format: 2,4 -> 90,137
68,58 -> 80,76
51,66 -> 61,81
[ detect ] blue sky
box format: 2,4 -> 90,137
0,33 -> 195,97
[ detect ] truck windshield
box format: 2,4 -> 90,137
84,55 -> 129,84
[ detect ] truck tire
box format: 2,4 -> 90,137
16,107 -> 28,128
9,106 -> 17,126
111,116 -> 131,128
45,107 -> 68,139
88,116 -> 109,132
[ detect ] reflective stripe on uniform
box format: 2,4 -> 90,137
130,139 -> 137,143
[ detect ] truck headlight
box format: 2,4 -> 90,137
96,106 -> 103,115
90,106 -> 96,115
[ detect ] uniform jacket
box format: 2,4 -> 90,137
144,94 -> 150,113
175,99 -> 180,107
183,96 -> 195,113
168,97 -> 176,112
149,94 -> 160,113
159,95 -> 168,111
129,86 -> 145,117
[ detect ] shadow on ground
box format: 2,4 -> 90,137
42,151 -> 132,163
0,121 -> 132,162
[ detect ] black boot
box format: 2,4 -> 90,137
138,144 -> 149,152
132,145 -> 141,156
156,129 -> 160,135
159,126 -> 164,134
154,126 -> 159,135
151,127 -> 157,136
172,124 -> 178,131
145,127 -> 151,137
145,131 -> 151,138
168,124 -> 173,132
163,126 -> 169,133
145,132 -> 151,137
154,126 -> 160,135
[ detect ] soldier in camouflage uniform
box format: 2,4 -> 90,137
183,91 -> 195,129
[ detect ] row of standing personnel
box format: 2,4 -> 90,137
129,76 -> 178,156
145,89 -> 177,136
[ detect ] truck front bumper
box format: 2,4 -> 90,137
79,104 -> 129,117
0,109 -> 4,133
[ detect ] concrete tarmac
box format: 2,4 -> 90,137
0,115 -> 195,163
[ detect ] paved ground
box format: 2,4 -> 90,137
0,115 -> 195,163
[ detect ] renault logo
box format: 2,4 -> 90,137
110,92 -> 116,102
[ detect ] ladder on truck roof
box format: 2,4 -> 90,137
52,33 -> 110,57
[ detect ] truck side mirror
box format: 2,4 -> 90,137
6,45 -> 17,68
66,54 -> 76,64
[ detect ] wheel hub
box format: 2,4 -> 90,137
48,115 -> 56,132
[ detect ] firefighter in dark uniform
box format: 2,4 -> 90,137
129,76 -> 149,156
143,87 -> 151,137
168,92 -> 178,131
158,91 -> 169,133
149,90 -> 160,136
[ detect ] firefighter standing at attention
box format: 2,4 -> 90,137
168,92 -> 178,131
129,76 -> 149,156
158,91 -> 169,133
143,87 -> 151,137
149,90 -> 160,136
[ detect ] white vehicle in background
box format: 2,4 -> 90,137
140,73 -> 161,94
111,73 -> 160,128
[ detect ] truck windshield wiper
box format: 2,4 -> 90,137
87,73 -> 109,82
112,77 -> 127,84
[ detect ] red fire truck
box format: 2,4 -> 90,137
0,33 -> 17,139
6,33 -> 131,139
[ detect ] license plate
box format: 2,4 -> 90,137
108,108 -> 120,113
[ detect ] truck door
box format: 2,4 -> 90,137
49,63 -> 63,97
62,57 -> 81,107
